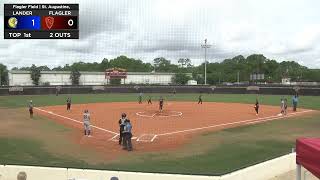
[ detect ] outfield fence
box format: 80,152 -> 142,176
0,153 -> 310,180
0,85 -> 319,96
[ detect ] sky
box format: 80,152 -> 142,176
1,0 -> 320,69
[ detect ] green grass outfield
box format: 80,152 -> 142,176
0,93 -> 319,175
0,93 -> 319,109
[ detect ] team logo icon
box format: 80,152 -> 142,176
8,17 -> 18,28
45,16 -> 54,29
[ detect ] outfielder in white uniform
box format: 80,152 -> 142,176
83,109 -> 91,137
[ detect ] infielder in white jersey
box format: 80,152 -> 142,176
83,109 -> 91,137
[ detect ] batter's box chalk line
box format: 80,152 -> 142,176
136,111 -> 182,118
109,134 -> 138,142
109,134 -> 120,142
136,134 -> 158,142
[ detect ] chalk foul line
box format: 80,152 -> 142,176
245,113 -> 300,125
156,110 -> 314,136
34,107 -> 119,135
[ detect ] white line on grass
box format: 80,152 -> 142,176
245,112 -> 304,125
35,107 -> 119,135
156,110 -> 314,136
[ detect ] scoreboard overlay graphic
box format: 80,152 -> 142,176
4,4 -> 79,39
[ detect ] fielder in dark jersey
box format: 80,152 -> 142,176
159,97 -> 164,111
138,93 -> 143,104
198,95 -> 203,104
147,96 -> 152,104
284,98 -> 288,115
66,97 -> 71,111
28,100 -> 33,118
254,99 -> 259,115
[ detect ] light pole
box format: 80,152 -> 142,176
201,39 -> 211,85
0,69 -> 2,86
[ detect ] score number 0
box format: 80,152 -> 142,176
68,19 -> 74,26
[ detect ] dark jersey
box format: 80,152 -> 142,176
159,99 -> 164,105
255,102 -> 259,109
119,118 -> 126,131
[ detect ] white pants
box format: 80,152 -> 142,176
84,121 -> 91,131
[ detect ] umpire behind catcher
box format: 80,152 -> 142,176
122,119 -> 133,151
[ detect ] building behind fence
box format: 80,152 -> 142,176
8,71 -> 184,86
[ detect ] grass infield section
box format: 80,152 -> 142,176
0,93 -> 320,110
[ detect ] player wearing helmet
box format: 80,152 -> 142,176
83,109 -> 91,137
118,113 -> 127,145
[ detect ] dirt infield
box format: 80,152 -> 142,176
34,102 -> 313,157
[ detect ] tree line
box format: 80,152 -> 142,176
0,54 -> 319,85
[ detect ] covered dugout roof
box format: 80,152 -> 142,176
296,138 -> 320,178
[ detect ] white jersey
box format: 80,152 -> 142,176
83,113 -> 90,123
281,100 -> 285,108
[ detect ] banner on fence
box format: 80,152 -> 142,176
9,87 -> 24,92
92,86 -> 105,91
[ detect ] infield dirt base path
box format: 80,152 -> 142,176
35,102 -> 313,158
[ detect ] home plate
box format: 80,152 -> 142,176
48,111 -> 53,114
132,137 -> 137,140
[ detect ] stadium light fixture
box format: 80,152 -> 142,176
201,39 -> 211,85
